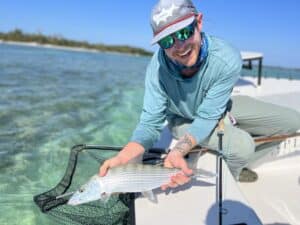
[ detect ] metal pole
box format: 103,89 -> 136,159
217,119 -> 225,225
258,58 -> 263,86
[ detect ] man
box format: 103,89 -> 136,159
99,0 -> 300,188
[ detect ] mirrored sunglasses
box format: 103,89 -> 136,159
158,20 -> 196,49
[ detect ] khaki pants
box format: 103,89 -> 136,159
169,95 -> 300,179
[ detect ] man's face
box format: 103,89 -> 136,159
163,15 -> 202,67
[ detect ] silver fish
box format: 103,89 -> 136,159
67,163 -> 216,206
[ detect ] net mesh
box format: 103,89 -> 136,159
33,144 -> 164,225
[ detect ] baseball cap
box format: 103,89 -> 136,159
150,0 -> 198,45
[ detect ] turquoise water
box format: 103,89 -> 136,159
0,44 -> 148,225
1,43 -> 300,225
242,64 -> 300,80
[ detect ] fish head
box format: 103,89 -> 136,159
67,175 -> 104,206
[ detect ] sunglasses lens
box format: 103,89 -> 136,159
159,35 -> 174,49
175,22 -> 195,41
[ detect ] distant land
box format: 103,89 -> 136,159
0,29 -> 153,56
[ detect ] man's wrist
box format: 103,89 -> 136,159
171,133 -> 197,156
169,149 -> 185,157
118,142 -> 145,163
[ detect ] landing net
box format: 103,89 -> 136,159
34,144 -> 164,225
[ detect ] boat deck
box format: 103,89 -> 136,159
234,77 -> 300,224
135,77 -> 300,225
135,152 -> 263,225
234,76 -> 300,111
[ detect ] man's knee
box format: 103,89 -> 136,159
284,109 -> 300,133
223,129 -> 255,163
204,123 -> 255,161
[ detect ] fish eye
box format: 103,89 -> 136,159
79,188 -> 84,193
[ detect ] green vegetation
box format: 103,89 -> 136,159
0,29 -> 153,56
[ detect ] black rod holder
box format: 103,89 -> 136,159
216,119 -> 225,225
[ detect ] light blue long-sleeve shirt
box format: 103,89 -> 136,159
130,33 -> 242,150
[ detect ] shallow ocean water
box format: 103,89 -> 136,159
0,44 -> 148,225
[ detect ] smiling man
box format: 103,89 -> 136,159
99,0 -> 300,187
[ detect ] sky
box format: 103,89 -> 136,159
1,0 -> 300,68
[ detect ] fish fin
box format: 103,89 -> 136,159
101,193 -> 111,203
142,190 -> 157,203
186,151 -> 203,168
185,151 -> 216,179
192,168 -> 217,179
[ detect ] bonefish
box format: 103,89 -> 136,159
67,163 -> 216,205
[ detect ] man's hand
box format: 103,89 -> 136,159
161,151 -> 193,190
99,155 -> 125,177
161,133 -> 196,190
98,142 -> 145,177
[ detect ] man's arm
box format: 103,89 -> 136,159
100,53 -> 166,176
187,56 -> 242,145
130,54 -> 167,150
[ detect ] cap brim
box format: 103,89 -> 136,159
151,16 -> 195,45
